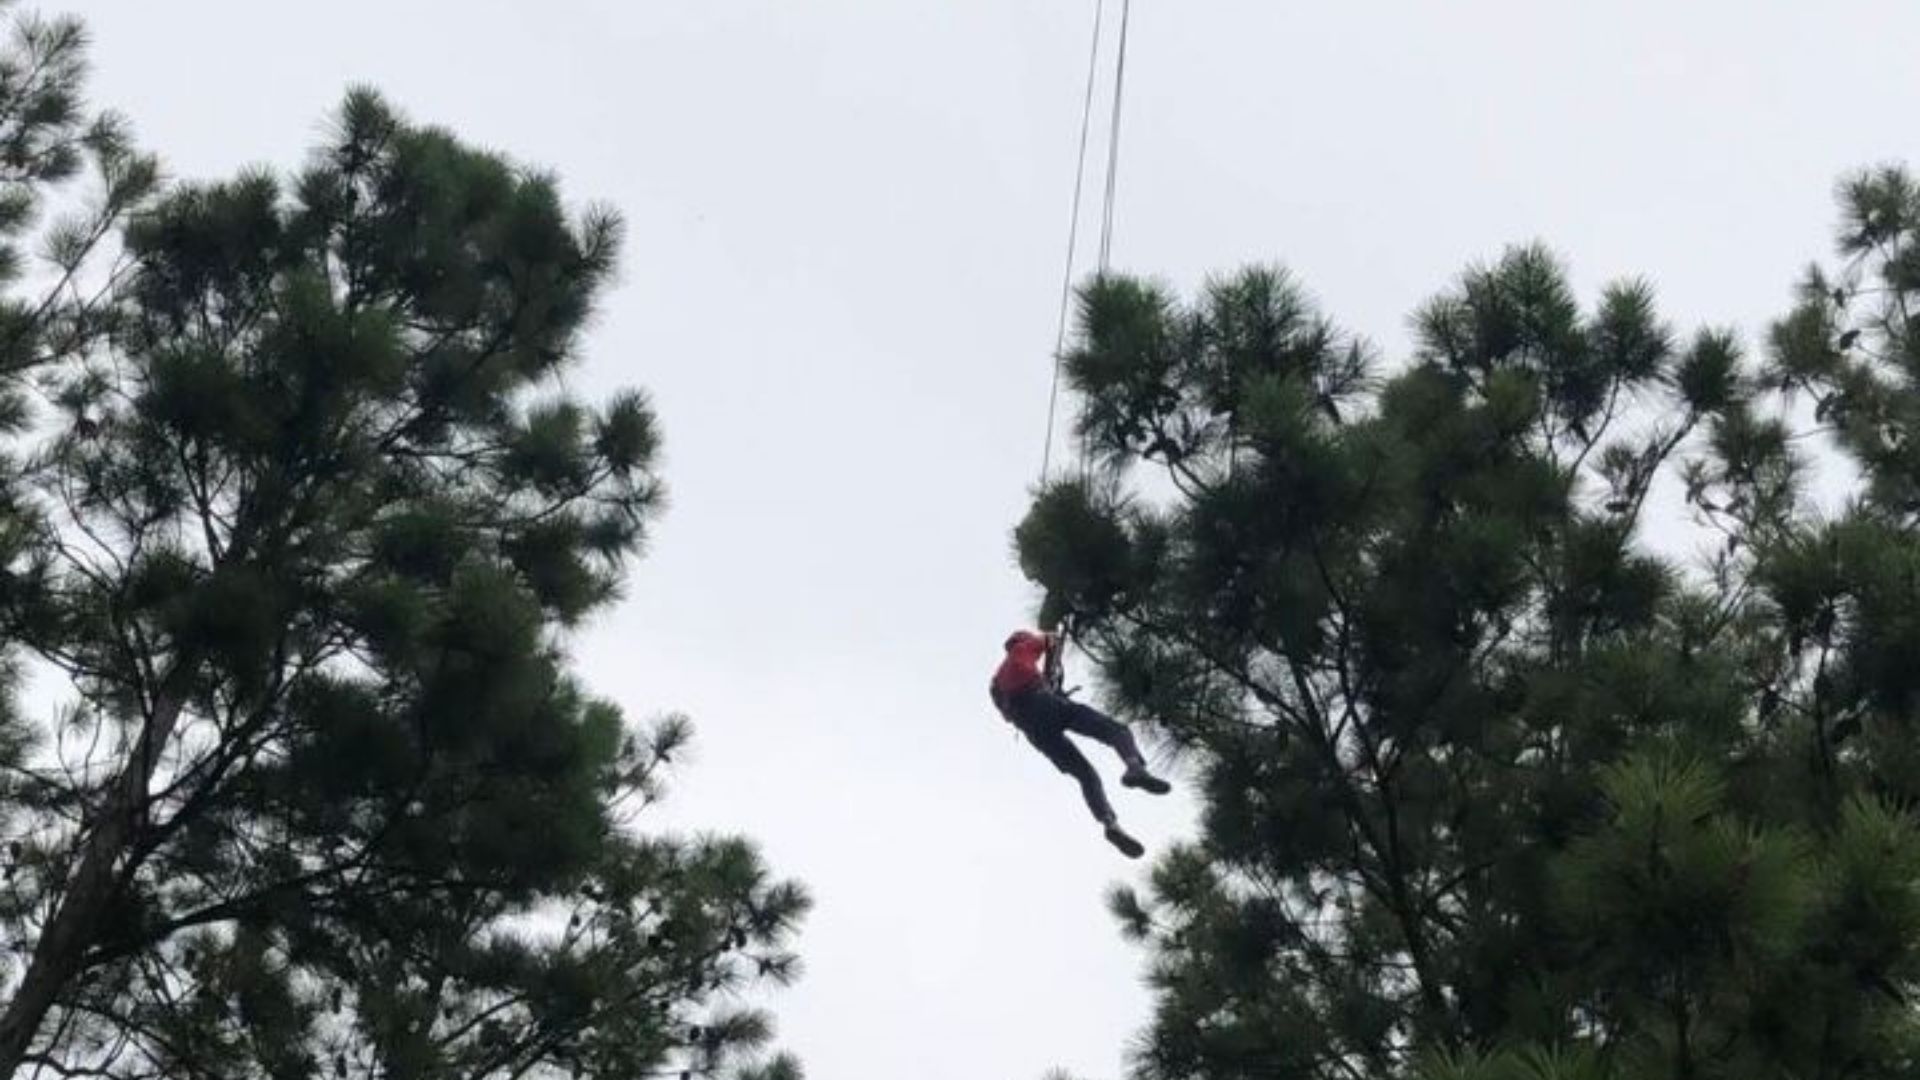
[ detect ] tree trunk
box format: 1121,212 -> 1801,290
0,668 -> 193,1079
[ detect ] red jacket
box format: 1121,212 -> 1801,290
991,630 -> 1053,700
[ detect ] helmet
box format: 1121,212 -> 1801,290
1004,629 -> 1046,652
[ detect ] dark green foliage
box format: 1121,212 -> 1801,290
1019,173 -> 1920,1080
0,33 -> 805,1080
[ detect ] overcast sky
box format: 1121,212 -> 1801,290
76,3 -> 1920,1078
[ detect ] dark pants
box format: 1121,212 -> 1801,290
1000,688 -> 1145,825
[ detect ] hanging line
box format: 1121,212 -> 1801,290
1077,0 -> 1133,482
1042,0 -> 1136,484
1040,0 -> 1109,487
1096,0 -> 1133,273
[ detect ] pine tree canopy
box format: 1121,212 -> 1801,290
0,10 -> 807,1080
1018,170 -> 1920,1080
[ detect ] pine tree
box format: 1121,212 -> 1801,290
0,28 -> 807,1080
1017,171 -> 1920,1080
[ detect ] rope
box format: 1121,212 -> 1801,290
1077,0 -> 1133,481
1097,0 -> 1133,273
1040,0 -> 1109,486
1042,0 -> 1136,486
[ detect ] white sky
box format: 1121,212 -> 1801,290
74,3 -> 1920,1078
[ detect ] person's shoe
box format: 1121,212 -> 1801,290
1121,764 -> 1172,795
1103,821 -> 1145,859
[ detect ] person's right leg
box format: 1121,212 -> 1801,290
1021,724 -> 1112,823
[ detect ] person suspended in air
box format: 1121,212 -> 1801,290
989,628 -> 1171,858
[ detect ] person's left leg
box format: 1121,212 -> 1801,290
1006,697 -> 1146,857
1058,699 -> 1172,795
